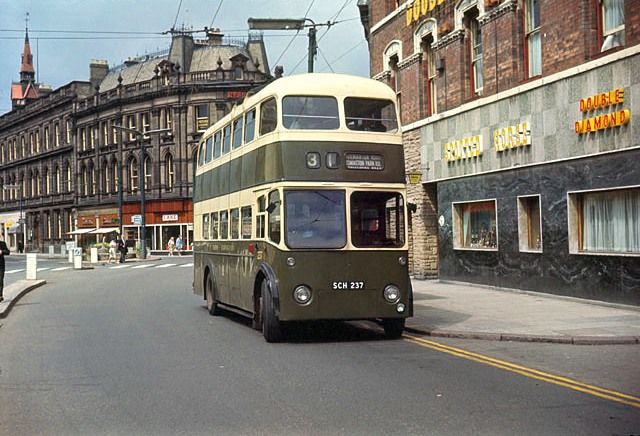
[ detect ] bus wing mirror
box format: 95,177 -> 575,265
407,202 -> 417,214
266,201 -> 279,214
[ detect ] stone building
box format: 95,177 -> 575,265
359,0 -> 640,304
1,28 -> 271,254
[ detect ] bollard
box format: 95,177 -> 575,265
68,248 -> 73,263
26,253 -> 37,280
48,245 -> 55,255
73,248 -> 83,270
90,247 -> 99,264
60,244 -> 66,257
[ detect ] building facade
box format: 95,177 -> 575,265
359,0 -> 640,304
1,29 -> 271,254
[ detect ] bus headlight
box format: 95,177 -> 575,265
293,285 -> 312,305
383,285 -> 400,303
286,257 -> 296,267
398,256 -> 407,266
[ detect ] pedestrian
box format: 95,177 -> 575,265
167,236 -> 175,256
0,236 -> 10,303
108,238 -> 117,264
117,236 -> 127,263
17,240 -> 23,254
175,235 -> 183,256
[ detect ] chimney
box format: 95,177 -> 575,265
169,32 -> 194,73
207,28 -> 224,46
89,59 -> 109,91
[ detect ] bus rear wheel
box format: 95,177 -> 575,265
205,274 -> 222,316
261,280 -> 283,343
382,318 -> 405,339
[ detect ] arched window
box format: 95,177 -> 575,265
128,157 -> 138,193
112,158 -> 119,193
44,166 -> 50,195
143,155 -> 152,191
34,169 -> 41,197
88,161 -> 96,196
102,159 -> 110,194
54,165 -> 60,194
383,40 -> 402,98
165,153 -> 175,192
415,19 -> 439,117
456,0 -> 484,95
65,161 -> 72,192
80,164 -> 88,197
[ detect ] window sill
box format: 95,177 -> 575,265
570,250 -> 640,258
519,249 -> 542,254
453,247 -> 498,252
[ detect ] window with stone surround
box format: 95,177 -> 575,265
415,20 -> 438,117
517,195 -> 542,252
452,199 -> 498,250
525,0 -> 542,77
600,0 -> 624,51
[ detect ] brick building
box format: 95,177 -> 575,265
0,28 -> 271,254
359,0 -> 640,304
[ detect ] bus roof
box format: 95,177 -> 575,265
205,73 -> 398,136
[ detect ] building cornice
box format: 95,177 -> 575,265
478,0 -> 518,26
398,53 -> 422,70
370,1 -> 411,35
372,70 -> 392,81
432,29 -> 465,51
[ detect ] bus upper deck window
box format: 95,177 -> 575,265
205,136 -> 213,163
344,98 -> 398,132
198,141 -> 206,167
244,109 -> 256,143
282,96 -> 339,130
259,98 -> 277,136
232,117 -> 243,149
213,131 -> 222,159
222,124 -> 232,154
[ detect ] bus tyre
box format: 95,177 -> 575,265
205,274 -> 222,316
382,318 -> 405,339
261,280 -> 283,343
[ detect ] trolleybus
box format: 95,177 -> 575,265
193,73 -> 412,342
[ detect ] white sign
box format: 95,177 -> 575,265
162,214 -> 179,222
132,215 -> 142,225
26,253 -> 37,280
65,241 -> 76,250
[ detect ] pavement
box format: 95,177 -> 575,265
2,258 -> 640,344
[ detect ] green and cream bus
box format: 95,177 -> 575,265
193,73 -> 412,342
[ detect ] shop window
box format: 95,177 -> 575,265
525,0 -> 541,77
259,98 -> 277,135
195,104 -> 209,132
517,195 -> 542,252
568,187 -> 640,255
453,200 -> 498,250
220,210 -> 229,239
211,212 -> 219,240
268,190 -> 281,244
241,206 -> 252,239
600,0 -> 624,51
230,208 -> 240,239
202,214 -> 210,239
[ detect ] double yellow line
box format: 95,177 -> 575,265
404,334 -> 640,409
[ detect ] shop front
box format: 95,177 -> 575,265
73,207 -> 121,248
122,199 -> 193,253
0,212 -> 23,252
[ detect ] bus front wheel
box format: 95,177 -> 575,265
382,318 -> 405,339
205,274 -> 222,316
261,280 -> 283,343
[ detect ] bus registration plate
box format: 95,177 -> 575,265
332,281 -> 365,290
345,153 -> 384,171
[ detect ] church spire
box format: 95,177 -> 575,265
20,12 -> 35,83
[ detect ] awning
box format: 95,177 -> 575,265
66,228 -> 96,235
89,227 -> 120,234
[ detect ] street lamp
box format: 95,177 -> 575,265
248,17 -> 332,73
112,125 -> 170,259
2,184 -> 24,252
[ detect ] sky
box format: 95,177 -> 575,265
0,0 -> 370,115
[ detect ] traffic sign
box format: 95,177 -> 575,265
132,215 -> 142,225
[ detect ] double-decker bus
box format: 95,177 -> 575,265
193,73 -> 412,342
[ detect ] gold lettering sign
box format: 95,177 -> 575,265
579,88 -> 624,113
575,109 -> 630,134
406,0 -> 448,26
444,135 -> 483,162
493,122 -> 531,152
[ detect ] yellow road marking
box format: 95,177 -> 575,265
403,334 -> 640,409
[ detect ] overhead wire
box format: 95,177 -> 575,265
172,0 -> 184,29
290,0 -> 354,74
317,46 -> 335,73
209,0 -> 225,28
272,0 -> 316,69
